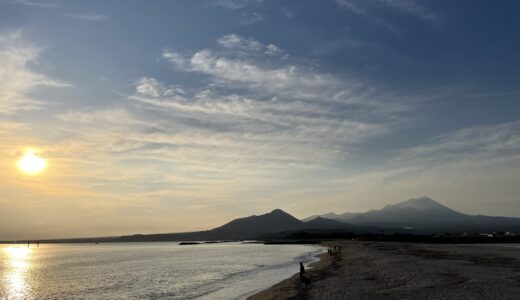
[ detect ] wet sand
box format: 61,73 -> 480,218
248,241 -> 520,300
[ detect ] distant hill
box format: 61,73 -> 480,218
113,210 -> 361,241
303,197 -> 520,233
302,212 -> 361,222
351,197 -> 464,224
304,217 -> 351,229
114,209 -> 311,242
209,209 -> 307,239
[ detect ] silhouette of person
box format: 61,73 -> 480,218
299,262 -> 311,288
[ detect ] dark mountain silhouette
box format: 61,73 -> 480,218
302,212 -> 361,222
56,210 -> 359,242
10,197 -> 520,244
209,209 -> 307,239
351,196 -> 464,224
112,208 -> 309,242
303,197 -> 520,233
304,217 -> 351,229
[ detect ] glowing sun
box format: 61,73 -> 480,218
17,150 -> 47,175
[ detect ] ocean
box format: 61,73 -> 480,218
0,242 -> 323,300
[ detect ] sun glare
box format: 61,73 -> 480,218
17,150 -> 47,175
4,246 -> 31,299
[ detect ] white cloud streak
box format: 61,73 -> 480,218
396,120 -> 520,164
211,0 -> 263,10
63,12 -> 108,21
335,0 -> 400,35
335,0 -> 442,33
239,12 -> 263,25
379,0 -> 442,26
217,34 -> 284,57
211,0 -> 247,10
0,31 -> 70,114
9,1 -> 108,22
9,0 -> 59,9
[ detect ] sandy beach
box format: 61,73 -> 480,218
248,242 -> 520,300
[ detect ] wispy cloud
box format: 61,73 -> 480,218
327,120 -> 520,216
335,0 -> 400,35
379,0 -> 442,26
134,77 -> 167,98
161,50 -> 186,69
123,35 -> 413,178
8,0 -> 108,22
280,7 -> 294,19
0,31 -> 71,114
9,0 -> 59,9
211,0 -> 261,10
335,0 -> 442,34
49,33 -> 411,216
217,33 -> 285,57
63,12 -> 107,21
239,12 -> 263,25
161,48 -> 391,114
211,0 -> 246,10
396,120 -> 520,164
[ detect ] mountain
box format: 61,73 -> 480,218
302,212 -> 361,222
303,197 -> 520,233
16,198 -> 520,244
304,217 -> 351,229
21,209 -> 350,243
209,209 -> 306,239
351,196 -> 464,225
302,212 -> 340,222
115,209 -> 363,242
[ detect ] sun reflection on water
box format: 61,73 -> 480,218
3,246 -> 31,299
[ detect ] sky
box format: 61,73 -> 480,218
1,0 -> 519,240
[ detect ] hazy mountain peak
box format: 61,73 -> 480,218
385,196 -> 451,211
302,212 -> 350,222
304,196 -> 466,228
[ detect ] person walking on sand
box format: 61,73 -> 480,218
300,262 -> 305,277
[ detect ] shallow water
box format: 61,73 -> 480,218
0,242 -> 322,300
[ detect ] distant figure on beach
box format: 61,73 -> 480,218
299,262 -> 311,288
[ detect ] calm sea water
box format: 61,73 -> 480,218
0,242 -> 323,300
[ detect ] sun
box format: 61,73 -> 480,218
17,150 -> 47,175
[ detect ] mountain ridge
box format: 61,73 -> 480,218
6,197 -> 520,243
303,196 -> 520,233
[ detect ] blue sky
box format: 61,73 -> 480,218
1,0 -> 520,239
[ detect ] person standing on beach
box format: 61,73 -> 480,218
299,262 -> 311,288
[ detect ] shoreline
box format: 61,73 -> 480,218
248,241 -> 520,300
247,242 -> 337,300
